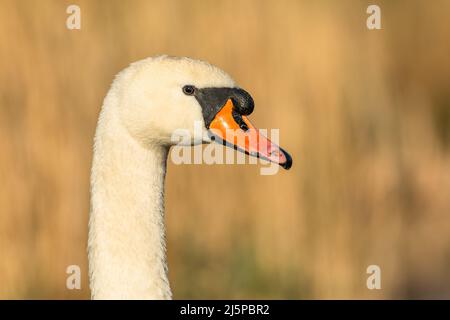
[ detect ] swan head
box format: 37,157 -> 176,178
113,55 -> 292,169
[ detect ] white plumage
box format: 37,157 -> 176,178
88,56 -> 236,299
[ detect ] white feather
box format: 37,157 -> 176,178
88,56 -> 235,299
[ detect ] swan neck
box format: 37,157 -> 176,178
88,106 -> 171,299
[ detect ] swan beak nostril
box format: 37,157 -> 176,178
208,99 -> 292,170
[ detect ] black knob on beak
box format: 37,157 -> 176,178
229,88 -> 254,116
194,86 -> 255,128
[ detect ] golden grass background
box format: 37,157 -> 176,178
1,0 -> 450,299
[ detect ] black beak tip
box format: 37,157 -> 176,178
280,148 -> 293,170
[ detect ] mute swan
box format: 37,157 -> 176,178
88,55 -> 292,299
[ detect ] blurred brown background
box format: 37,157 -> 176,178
1,0 -> 450,299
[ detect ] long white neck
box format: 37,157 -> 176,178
88,89 -> 171,299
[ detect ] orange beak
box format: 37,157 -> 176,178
208,99 -> 292,169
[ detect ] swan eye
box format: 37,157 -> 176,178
182,85 -> 196,96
